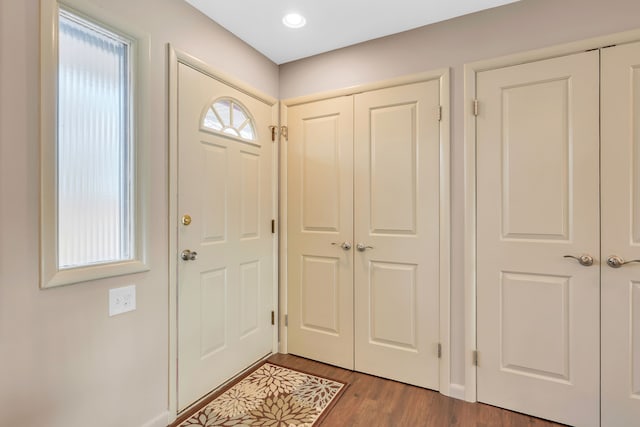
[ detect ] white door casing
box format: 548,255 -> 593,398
286,96 -> 355,369
177,63 -> 274,411
476,51 -> 600,427
601,41 -> 640,426
354,81 -> 441,389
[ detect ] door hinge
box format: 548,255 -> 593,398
271,310 -> 275,325
284,314 -> 288,327
271,219 -> 276,234
473,350 -> 479,366
473,99 -> 479,117
437,106 -> 442,122
437,343 -> 442,359
269,125 -> 277,142
280,126 -> 288,141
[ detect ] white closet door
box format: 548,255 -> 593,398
476,51 -> 600,427
286,97 -> 355,369
177,64 -> 274,411
353,81 -> 441,389
601,41 -> 640,427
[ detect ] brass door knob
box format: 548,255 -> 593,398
181,214 -> 192,226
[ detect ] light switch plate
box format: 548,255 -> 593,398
109,285 -> 136,316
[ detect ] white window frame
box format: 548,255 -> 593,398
40,0 -> 150,288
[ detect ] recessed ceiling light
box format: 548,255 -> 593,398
282,13 -> 306,29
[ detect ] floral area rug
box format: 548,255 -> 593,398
176,362 -> 347,427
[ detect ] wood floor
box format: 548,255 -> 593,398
268,353 -> 567,427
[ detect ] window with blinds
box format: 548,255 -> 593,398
57,9 -> 134,269
40,0 -> 150,288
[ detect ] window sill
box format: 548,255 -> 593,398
41,259 -> 150,289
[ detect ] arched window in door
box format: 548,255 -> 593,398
202,97 -> 256,141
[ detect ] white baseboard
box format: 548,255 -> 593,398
449,383 -> 465,401
140,411 -> 170,427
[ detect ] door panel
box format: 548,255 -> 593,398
369,103 -> 418,233
287,97 -> 354,369
177,64 -> 273,411
500,79 -> 570,239
476,51 -> 600,427
369,262 -> 418,349
301,115 -> 343,231
201,144 -> 227,241
200,268 -> 227,356
601,41 -> 640,426
354,81 -> 441,389
240,261 -> 260,337
300,256 -> 340,333
500,273 -> 570,381
240,151 -> 260,238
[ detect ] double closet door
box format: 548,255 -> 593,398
476,42 -> 640,427
286,80 -> 443,389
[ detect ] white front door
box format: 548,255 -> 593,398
601,41 -> 640,426
476,51 -> 600,427
177,63 -> 274,411
353,81 -> 441,389
286,97 -> 355,369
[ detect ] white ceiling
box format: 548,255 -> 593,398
185,0 -> 520,64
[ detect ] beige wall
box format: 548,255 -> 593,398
4,0 -> 640,424
0,1 -> 278,426
279,0 -> 640,387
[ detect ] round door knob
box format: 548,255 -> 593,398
181,214 -> 192,226
181,249 -> 198,261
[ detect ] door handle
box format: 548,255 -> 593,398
331,242 -> 352,250
181,249 -> 198,261
606,255 -> 640,268
563,254 -> 594,266
356,243 -> 374,252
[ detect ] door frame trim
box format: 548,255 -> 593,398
463,27 -> 640,403
279,68 -> 452,396
167,45 -> 279,422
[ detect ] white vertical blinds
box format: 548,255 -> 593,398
57,10 -> 133,269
